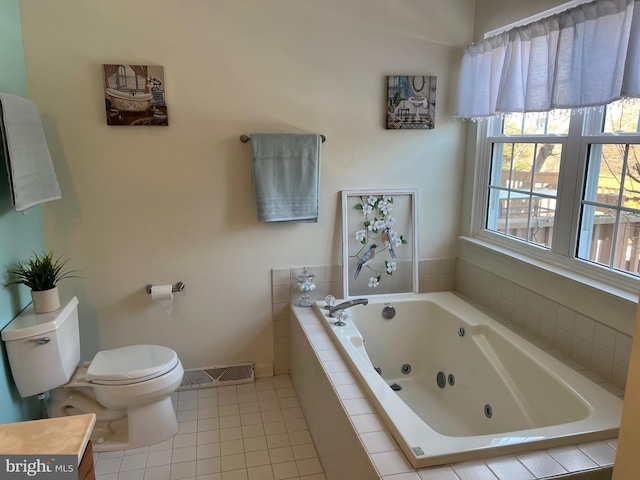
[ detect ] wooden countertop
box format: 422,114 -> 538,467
0,413 -> 96,462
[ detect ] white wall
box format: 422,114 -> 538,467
18,0 -> 474,373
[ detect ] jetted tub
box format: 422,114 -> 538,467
313,292 -> 623,468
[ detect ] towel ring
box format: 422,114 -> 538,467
240,134 -> 326,143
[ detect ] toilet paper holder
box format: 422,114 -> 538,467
146,282 -> 185,294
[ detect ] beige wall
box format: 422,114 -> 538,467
614,302 -> 640,478
18,0 -> 474,374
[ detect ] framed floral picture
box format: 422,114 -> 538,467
342,189 -> 418,298
102,64 -> 168,126
386,75 -> 436,129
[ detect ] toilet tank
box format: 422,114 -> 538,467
1,296 -> 80,397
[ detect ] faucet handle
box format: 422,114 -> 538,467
333,310 -> 347,327
324,295 -> 336,310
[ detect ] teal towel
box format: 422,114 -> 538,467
0,93 -> 61,212
251,133 -> 321,222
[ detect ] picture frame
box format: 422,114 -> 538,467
386,75 -> 436,130
342,189 -> 418,298
102,64 -> 168,126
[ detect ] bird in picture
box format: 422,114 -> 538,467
381,227 -> 396,259
354,243 -> 377,280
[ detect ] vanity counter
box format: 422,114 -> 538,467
0,413 -> 96,479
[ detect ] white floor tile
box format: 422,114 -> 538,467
196,457 -> 222,475
170,460 -> 196,480
247,464 -> 274,480
117,469 -> 145,480
143,464 -> 171,480
245,450 -> 271,468
95,457 -> 122,475
198,430 -> 221,446
120,453 -> 148,471
288,430 -> 312,446
196,442 -> 221,460
243,436 -> 268,453
221,453 -> 246,471
221,439 -> 245,456
91,378 -> 323,480
221,469 -> 248,480
269,446 -> 295,464
272,461 -> 298,480
266,433 -> 290,449
173,446 -> 197,464
296,457 -> 323,476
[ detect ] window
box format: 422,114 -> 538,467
477,100 -> 640,287
486,111 -> 569,249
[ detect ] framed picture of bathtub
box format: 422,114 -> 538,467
102,64 -> 168,126
342,189 -> 418,298
386,75 -> 436,129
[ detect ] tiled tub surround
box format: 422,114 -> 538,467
290,304 -> 619,480
273,258 -> 632,392
271,260 -> 456,375
456,259 -> 632,393
312,293 -> 622,469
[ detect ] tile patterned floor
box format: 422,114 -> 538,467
93,375 -> 326,480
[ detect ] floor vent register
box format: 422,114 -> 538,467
177,363 -> 254,391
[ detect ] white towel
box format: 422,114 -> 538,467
250,133 -> 321,222
0,93 -> 61,212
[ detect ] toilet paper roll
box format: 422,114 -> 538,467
151,284 -> 173,301
151,284 -> 174,314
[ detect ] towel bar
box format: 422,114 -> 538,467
146,282 -> 185,294
240,134 -> 326,143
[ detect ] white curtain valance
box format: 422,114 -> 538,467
453,0 -> 640,119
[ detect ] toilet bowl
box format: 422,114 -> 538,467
1,297 -> 185,452
49,344 -> 184,451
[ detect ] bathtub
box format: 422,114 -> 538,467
105,88 -> 152,112
312,292 -> 623,468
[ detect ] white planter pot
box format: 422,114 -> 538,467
31,287 -> 60,314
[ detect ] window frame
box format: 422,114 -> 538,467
470,107 -> 640,295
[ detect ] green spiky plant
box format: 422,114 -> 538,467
6,251 -> 79,291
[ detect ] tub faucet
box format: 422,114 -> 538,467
328,298 -> 369,317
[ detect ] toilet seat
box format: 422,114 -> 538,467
86,345 -> 179,385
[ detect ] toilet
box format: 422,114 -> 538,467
1,296 -> 184,452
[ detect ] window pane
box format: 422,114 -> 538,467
532,143 -> 560,191
584,144 -> 624,206
486,142 -> 561,249
616,213 -> 640,274
502,110 -> 571,135
603,100 -> 640,133
487,188 -> 506,233
585,144 -> 640,208
529,195 -> 555,248
504,195 -> 531,242
622,145 -> 640,209
492,142 -> 562,192
578,205 -> 615,267
580,143 -> 640,276
578,208 -> 640,275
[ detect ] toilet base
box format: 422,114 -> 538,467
49,385 -> 179,453
91,396 -> 178,452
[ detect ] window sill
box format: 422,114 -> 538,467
459,235 -> 639,305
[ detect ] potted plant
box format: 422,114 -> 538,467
6,251 -> 79,313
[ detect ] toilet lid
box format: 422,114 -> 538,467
86,345 -> 179,385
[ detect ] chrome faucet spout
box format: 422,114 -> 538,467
328,298 -> 369,317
